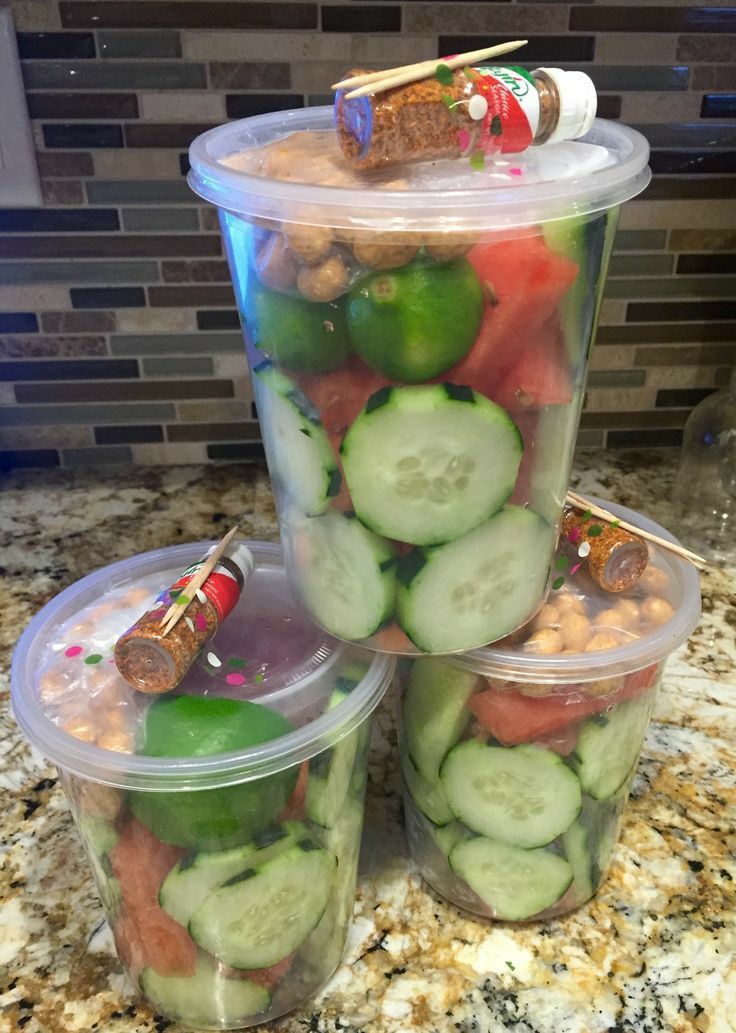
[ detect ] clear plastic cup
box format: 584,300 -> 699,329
395,501 -> 700,921
11,541 -> 394,1030
188,110 -> 650,655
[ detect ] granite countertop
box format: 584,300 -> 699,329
1,450 -> 734,1033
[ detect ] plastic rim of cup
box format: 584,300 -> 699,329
187,107 -> 651,232
452,498 -> 702,685
11,540 -> 395,793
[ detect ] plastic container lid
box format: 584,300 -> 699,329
188,107 -> 650,231
453,499 -> 701,684
536,68 -> 597,145
11,540 -> 394,791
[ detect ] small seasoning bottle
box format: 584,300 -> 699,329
562,510 -> 649,594
114,543 -> 254,694
335,65 -> 597,172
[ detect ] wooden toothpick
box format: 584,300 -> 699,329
332,40 -> 528,100
565,490 -> 707,570
159,525 -> 239,637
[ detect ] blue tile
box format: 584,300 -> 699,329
0,208 -> 119,232
0,262 -> 159,285
71,287 -> 146,308
62,446 -> 133,465
0,359 -> 138,382
0,313 -> 39,333
86,180 -> 194,204
16,31 -> 95,58
701,94 -> 736,118
635,122 -> 736,147
225,94 -> 304,118
580,65 -> 690,92
649,151 -> 736,175
95,424 -> 164,444
3,402 -> 175,424
0,449 -> 59,471
685,7 -> 736,32
208,442 -> 265,462
321,5 -> 400,31
22,60 -> 206,90
97,30 -> 181,58
439,35 -> 594,63
43,123 -> 124,149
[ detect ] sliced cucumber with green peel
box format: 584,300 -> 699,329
396,505 -> 551,653
78,816 -> 121,919
449,837 -> 573,921
254,361 -> 340,517
562,820 -> 594,904
289,510 -> 396,641
401,753 -> 454,827
403,659 -> 479,783
140,957 -> 270,1027
306,685 -> 362,828
159,821 -> 307,927
431,820 -> 468,857
573,693 -> 654,801
189,842 -> 336,970
440,740 -> 581,848
341,384 -> 523,546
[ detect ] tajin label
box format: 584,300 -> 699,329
467,66 -> 540,155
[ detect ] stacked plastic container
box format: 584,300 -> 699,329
11,104 -> 703,1030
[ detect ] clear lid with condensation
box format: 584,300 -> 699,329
453,500 -> 701,684
11,540 -> 394,790
188,107 -> 650,232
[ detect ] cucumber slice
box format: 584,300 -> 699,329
562,820 -> 594,904
289,510 -> 396,641
254,361 -> 340,517
449,837 -> 573,921
159,821 -> 307,927
189,842 -> 336,970
396,505 -> 551,653
440,740 -> 581,848
578,791 -> 627,888
403,659 -> 479,783
78,816 -> 122,919
140,957 -> 270,1027
573,693 -> 654,801
431,820 -> 467,857
306,686 -> 362,828
341,384 -> 523,546
401,753 -> 454,826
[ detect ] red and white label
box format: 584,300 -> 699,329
168,561 -> 241,624
465,66 -> 540,156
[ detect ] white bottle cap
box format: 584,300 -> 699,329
534,67 -> 598,145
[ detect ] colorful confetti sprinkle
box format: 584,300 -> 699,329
470,150 -> 486,170
207,652 -> 222,668
196,589 -> 207,604
509,167 -> 522,177
582,509 -> 593,521
175,593 -> 191,606
567,527 -> 582,544
195,612 -> 208,632
588,524 -> 603,538
552,576 -> 565,591
184,616 -> 195,633
149,607 -> 167,620
84,654 -> 103,665
64,645 -> 83,658
555,555 -> 570,571
228,657 -> 246,668
578,541 -> 591,558
457,128 -> 471,152
435,62 -> 454,86
226,672 -> 245,686
570,562 -> 582,576
255,673 -> 265,683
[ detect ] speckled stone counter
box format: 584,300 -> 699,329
1,451 -> 734,1033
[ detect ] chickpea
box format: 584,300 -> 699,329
101,707 -> 128,732
584,632 -> 621,653
640,596 -> 675,626
88,602 -> 116,620
596,607 -> 626,630
297,256 -> 349,302
517,682 -> 555,697
559,611 -> 592,651
523,628 -> 563,655
79,781 -> 122,820
424,232 -> 477,262
255,232 -> 299,291
532,603 -> 560,631
555,593 -> 586,615
352,233 -> 420,271
123,586 -> 152,607
69,620 -> 95,638
62,716 -> 97,744
584,675 -> 624,698
98,731 -> 134,753
613,598 -> 640,629
639,566 -> 669,594
39,671 -> 67,704
284,225 -> 334,266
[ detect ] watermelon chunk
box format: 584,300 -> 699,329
110,818 -> 197,980
446,234 -> 579,401
491,316 -> 573,411
292,356 -> 391,434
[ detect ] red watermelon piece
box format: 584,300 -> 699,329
490,315 -> 573,411
293,356 -> 391,434
110,818 -> 197,979
278,761 -> 309,822
446,234 -> 578,401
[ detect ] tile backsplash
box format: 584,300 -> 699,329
1,0 -> 735,471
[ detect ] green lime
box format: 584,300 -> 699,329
130,696 -> 297,850
251,283 -> 350,373
346,259 -> 483,383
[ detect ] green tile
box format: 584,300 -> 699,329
586,369 -> 647,388
0,261 -> 159,284
23,60 -> 205,90
87,180 -> 194,204
613,230 -> 668,252
97,30 -> 181,58
142,356 -> 213,377
3,403 -> 176,425
606,276 -> 736,299
122,208 -> 200,232
62,446 -> 133,465
608,255 -> 674,278
111,333 -> 244,355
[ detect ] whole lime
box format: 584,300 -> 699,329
251,282 -> 350,373
346,259 -> 483,382
130,696 -> 297,850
